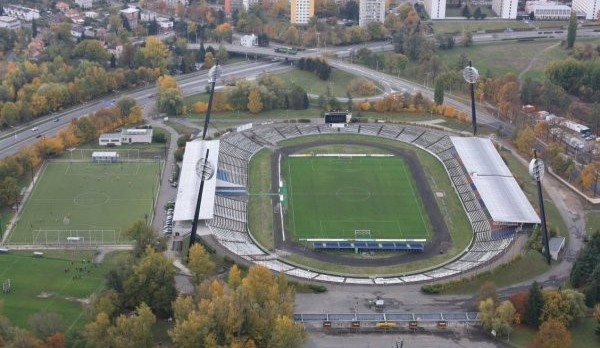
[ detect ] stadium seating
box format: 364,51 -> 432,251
203,122 -> 517,284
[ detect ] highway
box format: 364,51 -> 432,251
0,60 -> 292,158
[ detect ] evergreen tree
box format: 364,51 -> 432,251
198,42 -> 206,62
110,54 -> 116,68
473,7 -> 482,20
462,5 -> 471,19
32,19 -> 37,38
434,78 -> 444,105
148,19 -> 158,35
524,281 -> 544,327
567,11 -> 577,49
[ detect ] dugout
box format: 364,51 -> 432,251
91,151 -> 119,163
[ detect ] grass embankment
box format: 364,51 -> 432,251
248,148 -> 274,250
0,250 -> 129,330
277,69 -> 382,97
247,134 -> 472,275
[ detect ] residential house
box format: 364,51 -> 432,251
2,4 -> 40,21
119,7 -> 139,28
55,1 -> 70,13
0,16 -> 20,30
75,0 -> 94,9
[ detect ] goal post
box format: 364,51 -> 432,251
354,230 -> 372,241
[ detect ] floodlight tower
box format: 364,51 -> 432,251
188,63 -> 221,251
529,150 -> 551,265
463,61 -> 479,136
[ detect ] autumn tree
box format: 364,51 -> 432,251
138,36 -> 169,71
247,89 -> 263,114
27,312 -> 64,338
580,162 -> 599,192
514,126 -> 536,156
478,281 -> 499,306
123,246 -> 177,318
187,243 -> 215,285
540,289 -> 586,327
534,320 -> 571,348
204,52 -> 214,68
125,220 -> 162,258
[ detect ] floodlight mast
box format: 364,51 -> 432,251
529,150 -> 551,265
189,62 -> 222,254
463,61 -> 479,136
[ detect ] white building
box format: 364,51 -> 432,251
84,11 -> 99,18
572,0 -> 600,20
423,0 -> 446,20
359,0 -> 385,27
240,34 -> 257,47
157,17 -> 174,30
75,0 -> 93,9
291,0 -> 314,24
121,128 -> 153,144
525,1 -> 572,20
99,133 -> 122,146
2,4 -> 40,21
0,16 -> 20,30
492,0 -> 518,19
140,11 -> 157,22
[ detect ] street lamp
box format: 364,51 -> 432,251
463,61 -> 479,136
529,150 -> 551,265
202,62 -> 222,140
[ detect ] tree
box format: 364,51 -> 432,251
108,303 -> 155,348
216,45 -> 228,64
247,89 -> 263,114
204,52 -> 214,68
228,265 -> 242,290
342,0 -> 359,21
32,19 -> 37,38
123,246 -> 176,318
461,29 -> 473,47
27,312 -> 64,338
187,244 -> 215,285
473,7 -> 482,19
594,304 -> 600,336
125,220 -> 160,258
494,300 -> 516,338
269,316 -> 306,348
525,281 -> 544,327
580,162 -> 599,192
462,5 -> 471,19
434,78 -> 444,105
540,290 -> 585,327
533,320 -> 571,348
116,96 -> 136,118
567,10 -> 577,49
138,36 -> 169,71
84,312 -> 111,348
478,298 -> 496,332
73,40 -> 111,63
514,126 -> 536,156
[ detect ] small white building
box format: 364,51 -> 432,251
75,0 -> 93,9
0,16 -> 21,30
546,236 -> 565,261
240,34 -> 257,47
92,151 -> 119,162
2,4 -> 40,21
121,128 -> 153,144
99,132 -> 122,146
157,17 -> 174,30
84,11 -> 98,18
70,25 -> 84,38
525,1 -> 572,20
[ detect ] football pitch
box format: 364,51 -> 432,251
9,161 -> 159,244
284,156 -> 431,241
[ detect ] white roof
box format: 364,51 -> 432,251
173,140 -> 220,222
92,151 -> 118,157
451,137 -> 540,224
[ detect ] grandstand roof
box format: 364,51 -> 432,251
173,140 -> 220,222
451,137 -> 540,224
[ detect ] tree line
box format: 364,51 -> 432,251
297,58 -> 331,81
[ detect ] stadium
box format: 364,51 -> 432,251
172,121 -> 541,284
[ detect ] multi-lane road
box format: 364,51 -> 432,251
0,61 -> 292,158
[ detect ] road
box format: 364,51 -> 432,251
0,60 -> 292,158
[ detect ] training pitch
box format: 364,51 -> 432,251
9,161 -> 159,244
283,156 -> 431,241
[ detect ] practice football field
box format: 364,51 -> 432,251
284,156 -> 431,241
9,161 -> 159,244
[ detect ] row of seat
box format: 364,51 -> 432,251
313,242 -> 425,251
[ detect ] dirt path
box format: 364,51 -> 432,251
519,41 -> 561,82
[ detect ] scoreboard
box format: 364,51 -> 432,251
325,112 -> 351,124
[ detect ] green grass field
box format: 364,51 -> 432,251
283,156 -> 431,241
0,250 -> 125,330
9,161 -> 159,244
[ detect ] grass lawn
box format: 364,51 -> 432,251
9,161 -> 158,244
284,156 -> 431,241
190,107 -> 323,121
585,212 -> 600,237
506,317 -> 598,347
247,134 -> 472,275
441,252 -> 552,294
445,6 -> 496,18
0,250 -> 127,331
431,19 -> 530,34
248,148 -> 274,250
164,120 -> 199,135
277,69 -> 382,97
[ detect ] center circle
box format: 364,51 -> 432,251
73,192 -> 110,207
336,187 -> 371,202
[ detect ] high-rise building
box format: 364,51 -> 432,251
423,0 -> 446,20
291,0 -> 314,24
359,0 -> 385,27
572,0 -> 600,20
492,0 -> 518,19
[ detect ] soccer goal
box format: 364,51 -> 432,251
354,230 -> 373,241
2,279 -> 11,293
68,149 -> 140,162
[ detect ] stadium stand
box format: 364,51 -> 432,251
200,122 -> 525,285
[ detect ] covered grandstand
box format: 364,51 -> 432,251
170,123 -> 540,285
